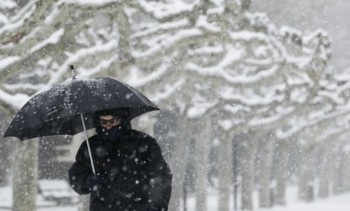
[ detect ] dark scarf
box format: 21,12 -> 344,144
95,121 -> 131,142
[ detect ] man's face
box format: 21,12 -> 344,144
98,115 -> 122,129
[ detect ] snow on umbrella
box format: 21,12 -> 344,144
4,76 -> 159,174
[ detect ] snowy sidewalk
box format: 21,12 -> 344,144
2,185 -> 350,211
0,185 -> 78,211
186,188 -> 350,211
258,193 -> 350,211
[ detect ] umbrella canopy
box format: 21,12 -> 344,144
4,77 -> 159,140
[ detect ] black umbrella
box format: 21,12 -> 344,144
4,76 -> 159,174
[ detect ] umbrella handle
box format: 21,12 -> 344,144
80,113 -> 96,175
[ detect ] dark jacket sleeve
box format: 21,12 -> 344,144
68,142 -> 93,195
146,137 -> 172,210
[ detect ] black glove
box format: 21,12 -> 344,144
86,174 -> 100,191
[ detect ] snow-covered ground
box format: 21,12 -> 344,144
1,184 -> 350,211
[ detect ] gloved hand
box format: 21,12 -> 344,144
86,174 -> 100,191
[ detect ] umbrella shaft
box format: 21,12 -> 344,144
80,113 -> 96,174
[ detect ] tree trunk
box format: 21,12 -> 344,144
318,139 -> 333,198
274,139 -> 290,205
218,130 -> 233,211
332,147 -> 345,195
341,150 -> 350,192
168,117 -> 190,211
195,118 -> 211,211
232,134 -> 240,211
0,136 -> 14,186
12,139 -> 39,211
257,133 -> 274,208
240,130 -> 259,210
298,142 -> 315,202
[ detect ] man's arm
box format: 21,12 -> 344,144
68,142 -> 94,195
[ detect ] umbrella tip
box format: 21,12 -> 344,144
70,65 -> 76,80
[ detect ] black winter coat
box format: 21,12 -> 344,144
68,129 -> 172,211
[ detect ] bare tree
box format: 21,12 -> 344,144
194,118 -> 212,211
274,139 -> 292,205
12,139 -> 38,211
168,117 -> 191,211
257,132 -> 275,208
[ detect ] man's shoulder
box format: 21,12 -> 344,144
129,130 -> 164,155
129,130 -> 159,145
